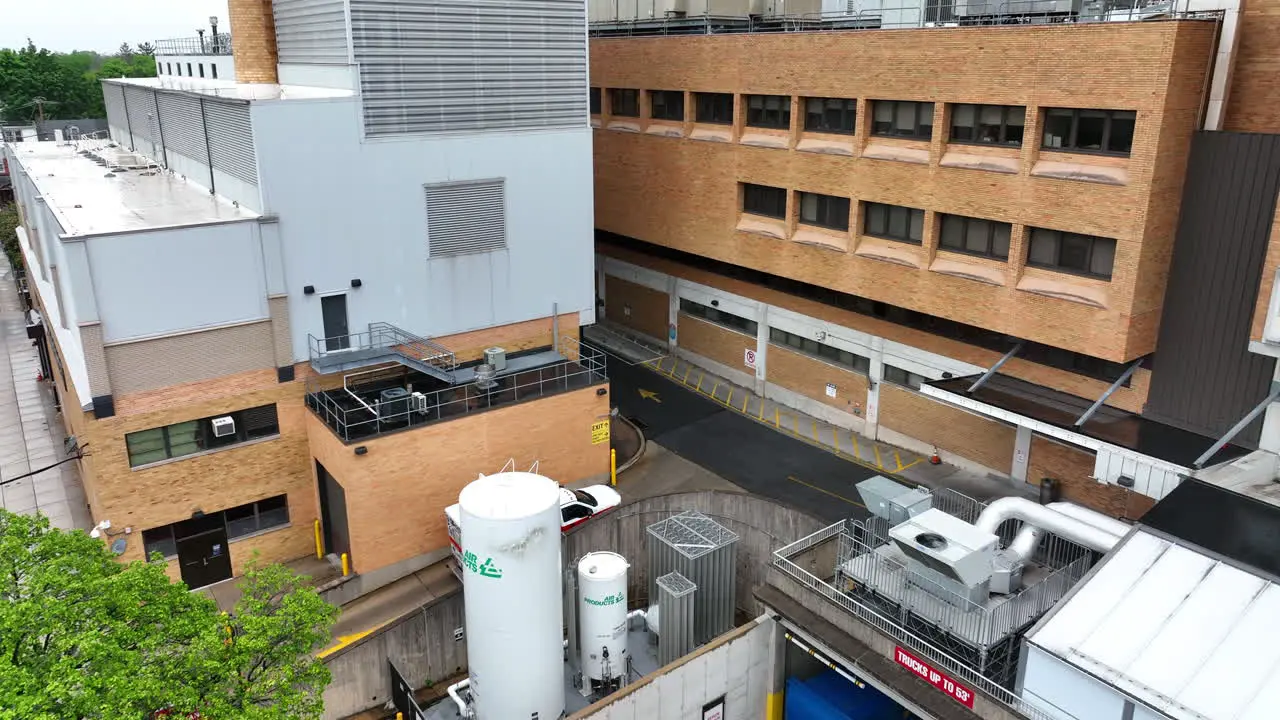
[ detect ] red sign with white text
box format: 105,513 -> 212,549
895,646 -> 975,708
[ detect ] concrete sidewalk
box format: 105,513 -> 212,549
586,322 -> 1034,505
0,256 -> 90,530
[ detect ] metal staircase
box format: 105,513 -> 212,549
308,322 -> 458,382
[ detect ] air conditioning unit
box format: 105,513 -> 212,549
888,509 -> 998,588
410,391 -> 432,416
378,387 -> 411,428
484,347 -> 507,372
211,416 -> 236,438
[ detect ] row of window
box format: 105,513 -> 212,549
740,185 -> 1115,279
679,298 -> 758,336
142,494 -> 290,559
125,404 -> 280,468
590,88 -> 1137,156
159,61 -> 219,79
770,327 -> 871,375
604,231 -> 1138,384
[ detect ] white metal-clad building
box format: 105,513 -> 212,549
1019,527 -> 1280,720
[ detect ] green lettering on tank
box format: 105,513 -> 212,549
584,592 -> 625,606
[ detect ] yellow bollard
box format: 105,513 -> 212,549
396,714 -> 404,720
610,448 -> 618,487
341,552 -> 350,577
313,519 -> 323,560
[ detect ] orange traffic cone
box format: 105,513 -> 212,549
929,447 -> 942,465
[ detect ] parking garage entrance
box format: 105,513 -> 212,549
783,628 -> 923,720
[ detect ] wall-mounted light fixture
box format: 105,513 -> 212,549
350,279 -> 362,288
596,388 -> 608,396
354,446 -> 368,456
303,285 -> 315,295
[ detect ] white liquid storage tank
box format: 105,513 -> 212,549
578,552 -> 629,686
459,472 -> 564,720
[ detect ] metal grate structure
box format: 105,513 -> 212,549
425,179 -> 507,258
272,0 -> 351,65
656,571 -> 697,666
647,511 -> 739,645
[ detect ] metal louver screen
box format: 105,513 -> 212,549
350,0 -> 587,136
202,100 -> 258,186
122,86 -> 160,143
425,179 -> 506,258
102,83 -> 128,140
155,92 -> 208,163
273,0 -> 350,65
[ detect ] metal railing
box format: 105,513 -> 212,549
154,34 -> 232,56
590,1 -> 1219,37
774,529 -> 1059,720
305,337 -> 608,443
308,322 -> 457,377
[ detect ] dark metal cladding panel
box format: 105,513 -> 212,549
1145,131 -> 1280,447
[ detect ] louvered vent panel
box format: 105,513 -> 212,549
425,179 -> 507,258
350,0 -> 587,136
122,86 -> 160,143
102,83 -> 129,141
202,100 -> 258,186
273,0 -> 350,64
155,92 -> 209,163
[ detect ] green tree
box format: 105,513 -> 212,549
0,511 -> 337,720
0,205 -> 19,270
0,40 -> 155,122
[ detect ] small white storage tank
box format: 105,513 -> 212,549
459,472 -> 564,720
578,552 -> 629,683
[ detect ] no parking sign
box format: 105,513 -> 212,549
744,348 -> 757,369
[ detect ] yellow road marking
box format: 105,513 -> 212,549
742,394 -> 749,413
318,626 -> 381,659
811,419 -> 818,440
874,444 -> 882,468
788,475 -> 866,508
726,389 -> 734,406
696,374 -> 704,392
774,408 -> 780,427
684,365 -> 691,382
900,457 -> 923,472
894,450 -> 902,471
853,433 -> 859,457
711,381 -> 719,397
833,428 -> 840,454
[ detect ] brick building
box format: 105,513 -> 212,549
588,3 -> 1280,520
3,0 -> 603,590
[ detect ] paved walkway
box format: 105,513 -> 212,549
0,255 -> 90,530
587,321 -> 1034,505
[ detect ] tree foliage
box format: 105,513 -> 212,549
0,511 -> 337,720
0,39 -> 158,122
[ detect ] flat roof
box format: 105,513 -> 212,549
6,140 -> 258,237
104,76 -> 352,101
927,373 -> 1248,469
1141,478 -> 1280,580
1028,530 -> 1280,720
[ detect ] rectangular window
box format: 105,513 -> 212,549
742,183 -> 787,219
695,92 -> 734,125
166,62 -> 172,75
211,64 -> 218,79
1041,108 -> 1136,156
746,94 -> 790,129
590,87 -> 601,115
863,202 -> 924,244
769,327 -> 870,374
142,495 -> 291,559
804,97 -> 856,134
883,364 -> 927,391
198,64 -> 205,78
609,89 -> 640,118
1027,228 -> 1116,279
938,214 -> 1011,259
679,298 -> 758,336
186,63 -> 192,76
871,100 -> 934,140
650,90 -> 685,121
125,404 -> 280,468
799,192 -> 851,232
950,104 -> 1024,146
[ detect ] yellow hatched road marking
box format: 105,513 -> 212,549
874,444 -> 882,469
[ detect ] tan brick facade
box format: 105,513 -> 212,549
228,0 -> 279,84
605,275 -> 669,339
590,21 -> 1216,363
1026,435 -> 1154,520
767,343 -> 868,417
103,320 -> 277,396
878,384 -> 1015,474
306,385 -> 610,574
678,314 -> 756,371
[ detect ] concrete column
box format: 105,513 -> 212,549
865,337 -> 884,438
666,276 -> 679,352
1012,425 -> 1033,482
754,305 -> 769,395
764,618 -> 786,720
229,0 -> 278,84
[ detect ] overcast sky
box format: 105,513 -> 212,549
2,0 -> 229,53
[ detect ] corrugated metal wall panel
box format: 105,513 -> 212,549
202,100 -> 258,186
155,92 -> 209,163
424,179 -> 507,257
102,83 -> 129,140
349,0 -> 587,136
273,0 -> 350,65
122,86 -> 159,143
1145,132 -> 1280,447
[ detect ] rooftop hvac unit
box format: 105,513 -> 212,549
211,416 -> 236,438
378,387 -> 411,427
889,508 -> 998,588
474,364 -> 498,391
484,347 -> 507,372
857,476 -> 932,526
410,391 -> 432,417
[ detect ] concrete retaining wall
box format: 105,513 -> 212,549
564,490 -> 825,617
322,589 -> 468,720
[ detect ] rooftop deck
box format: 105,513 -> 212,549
103,76 -> 353,102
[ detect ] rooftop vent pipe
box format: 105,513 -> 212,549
976,497 -> 1123,562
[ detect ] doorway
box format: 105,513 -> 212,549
174,514 -> 233,589
316,461 -> 351,561
322,293 -> 350,351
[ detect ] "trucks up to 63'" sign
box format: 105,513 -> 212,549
894,646 -> 974,708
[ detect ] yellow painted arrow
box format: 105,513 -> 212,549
638,388 -> 662,403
